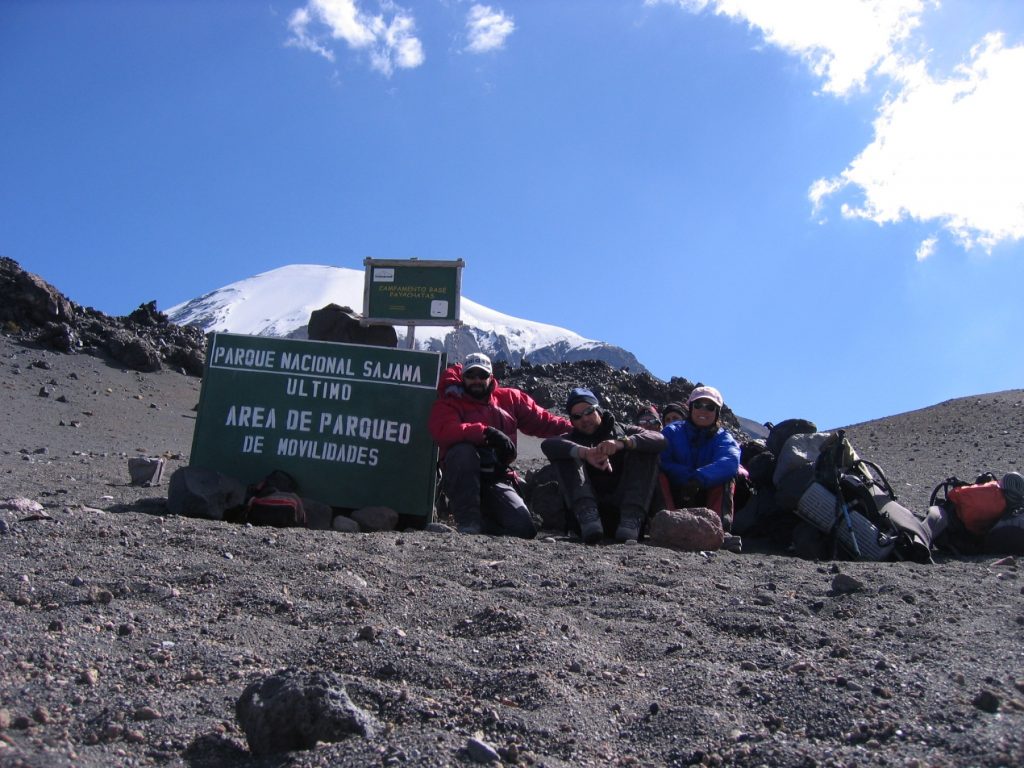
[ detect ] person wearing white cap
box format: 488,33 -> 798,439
660,385 -> 741,531
428,352 -> 572,537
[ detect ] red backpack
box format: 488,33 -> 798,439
946,480 -> 1006,536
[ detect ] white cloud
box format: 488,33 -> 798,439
465,4 -> 515,53
815,34 -> 1024,250
915,237 -> 938,262
652,0 -> 1024,250
287,0 -> 424,75
647,0 -> 931,95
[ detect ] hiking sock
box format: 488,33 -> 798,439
573,501 -> 603,544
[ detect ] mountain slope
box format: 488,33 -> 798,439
167,264 -> 646,371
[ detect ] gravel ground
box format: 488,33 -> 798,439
1,334 -> 1023,768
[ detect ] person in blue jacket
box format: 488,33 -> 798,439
660,385 -> 741,531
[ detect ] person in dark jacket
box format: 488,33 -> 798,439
542,388 -> 666,544
635,404 -> 662,431
428,353 -> 571,537
660,385 -> 741,531
661,402 -> 687,427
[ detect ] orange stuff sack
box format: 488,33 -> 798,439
947,481 -> 1006,536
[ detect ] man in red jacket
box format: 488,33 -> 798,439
428,353 -> 571,537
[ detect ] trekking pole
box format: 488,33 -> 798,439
836,481 -> 861,558
832,432 -> 861,558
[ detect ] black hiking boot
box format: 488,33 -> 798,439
614,506 -> 645,543
574,503 -> 603,545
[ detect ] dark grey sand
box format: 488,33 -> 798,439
1,334 -> 1022,767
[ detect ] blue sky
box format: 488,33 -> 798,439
2,0 -> 1022,429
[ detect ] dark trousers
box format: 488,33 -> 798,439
550,450 -> 660,530
669,478 -> 737,532
442,443 -> 536,539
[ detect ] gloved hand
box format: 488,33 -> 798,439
483,427 -> 517,465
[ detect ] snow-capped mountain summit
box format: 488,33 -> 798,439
167,264 -> 646,371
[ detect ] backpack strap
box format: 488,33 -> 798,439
929,476 -> 968,508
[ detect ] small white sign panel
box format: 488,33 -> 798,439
373,268 -> 395,282
430,300 -> 449,318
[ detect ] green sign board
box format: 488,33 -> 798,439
362,258 -> 464,325
190,333 -> 443,517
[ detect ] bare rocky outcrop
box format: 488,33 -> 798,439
0,257 -> 206,375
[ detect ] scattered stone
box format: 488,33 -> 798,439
79,668 -> 99,686
0,498 -> 44,514
133,706 -> 161,721
973,689 -> 1000,713
465,736 -> 501,763
235,669 -> 379,756
332,515 -> 360,533
0,709 -> 10,729
351,506 -> 399,532
831,573 -> 865,594
128,457 -> 165,487
89,588 -> 114,605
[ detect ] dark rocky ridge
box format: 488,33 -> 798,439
0,257 -> 206,377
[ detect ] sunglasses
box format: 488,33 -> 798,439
463,370 -> 490,381
639,416 -> 661,426
690,400 -> 718,412
569,405 -> 599,421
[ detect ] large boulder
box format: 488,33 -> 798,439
236,669 -> 378,756
167,466 -> 246,521
307,304 -> 398,348
647,507 -> 725,551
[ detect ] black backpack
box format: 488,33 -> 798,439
245,470 -> 306,528
809,431 -> 932,563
